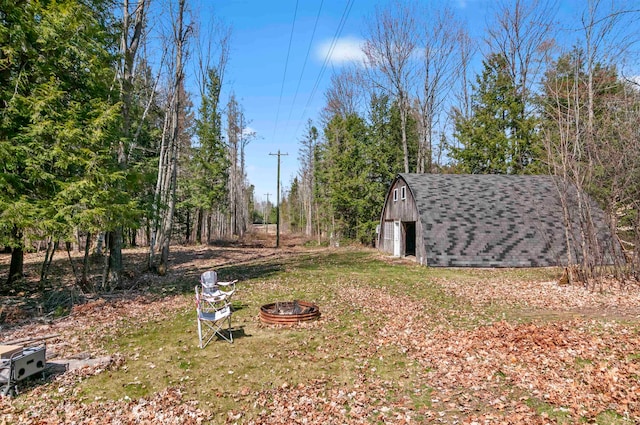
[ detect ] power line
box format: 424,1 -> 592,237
285,0 -> 324,126
294,0 -> 355,137
272,0 -> 300,142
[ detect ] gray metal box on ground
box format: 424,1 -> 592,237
12,347 -> 46,381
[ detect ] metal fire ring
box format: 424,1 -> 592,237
259,300 -> 320,325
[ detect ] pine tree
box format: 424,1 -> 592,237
450,53 -> 541,175
317,113 -> 373,243
0,0 -> 119,291
189,67 -> 229,243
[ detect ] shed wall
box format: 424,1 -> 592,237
378,177 -> 427,264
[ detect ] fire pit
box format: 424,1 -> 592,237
259,300 -> 320,325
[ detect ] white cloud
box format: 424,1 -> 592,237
316,36 -> 367,66
243,126 -> 257,137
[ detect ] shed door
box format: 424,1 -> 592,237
404,221 -> 416,256
393,221 -> 401,257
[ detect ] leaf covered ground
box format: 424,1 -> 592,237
1,238 -> 640,424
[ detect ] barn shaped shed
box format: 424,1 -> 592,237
377,173 -> 616,267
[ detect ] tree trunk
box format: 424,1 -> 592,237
40,238 -> 58,291
160,136 -> 178,273
399,96 -> 410,173
66,242 -> 81,288
158,0 -> 187,273
149,108 -> 170,271
196,208 -> 203,244
185,209 -> 191,243
110,0 -> 146,286
101,232 -> 111,290
4,226 -> 24,292
130,228 -> 137,247
6,246 -> 24,290
82,232 -> 92,291
109,229 -> 124,288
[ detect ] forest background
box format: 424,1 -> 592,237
1,0 -> 640,295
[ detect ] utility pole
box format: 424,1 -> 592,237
269,150 -> 288,248
263,193 -> 271,233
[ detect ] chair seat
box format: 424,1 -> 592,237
199,305 -> 231,322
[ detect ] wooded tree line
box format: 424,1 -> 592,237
285,0 -> 640,281
0,0 -> 254,292
2,0 -> 639,294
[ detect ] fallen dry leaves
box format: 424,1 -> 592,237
2,294 -> 190,359
338,283 -> 640,423
2,246 -> 640,424
437,275 -> 640,318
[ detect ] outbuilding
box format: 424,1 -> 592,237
377,173 -> 617,267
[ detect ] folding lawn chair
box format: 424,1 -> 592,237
199,270 -> 237,306
195,285 -> 233,347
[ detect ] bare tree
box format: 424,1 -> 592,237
149,0 -> 191,274
486,0 -> 557,105
104,0 -> 149,288
321,67 -> 364,123
298,120 -> 319,236
415,7 -> 467,173
579,0 -> 640,283
448,26 -> 476,158
238,113 -> 255,236
363,0 -> 418,173
193,14 -> 231,244
541,0 -> 640,285
226,94 -> 254,238
226,93 -> 240,237
119,0 -> 149,165
483,0 -> 557,173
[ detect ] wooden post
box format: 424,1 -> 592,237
269,150 -> 288,248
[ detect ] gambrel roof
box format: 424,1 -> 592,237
397,173 -> 615,267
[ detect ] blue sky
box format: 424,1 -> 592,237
207,0 -> 392,203
197,0 -> 471,203
186,0 -> 637,204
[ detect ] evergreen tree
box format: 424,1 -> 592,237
309,93 -> 416,245
316,112 -> 377,244
191,68 -> 229,240
0,0 -> 119,291
286,177 -> 303,234
367,93 -> 406,181
450,53 -> 541,174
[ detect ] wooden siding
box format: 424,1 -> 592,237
378,176 -> 427,264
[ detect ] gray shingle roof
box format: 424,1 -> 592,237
399,173 -> 614,267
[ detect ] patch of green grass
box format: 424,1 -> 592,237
574,356 -> 594,368
71,249 -> 590,420
75,251 -> 440,412
525,397 -> 574,423
594,409 -> 633,424
627,352 -> 640,361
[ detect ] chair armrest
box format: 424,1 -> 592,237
217,279 -> 238,287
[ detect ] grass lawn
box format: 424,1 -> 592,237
2,246 -> 640,424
